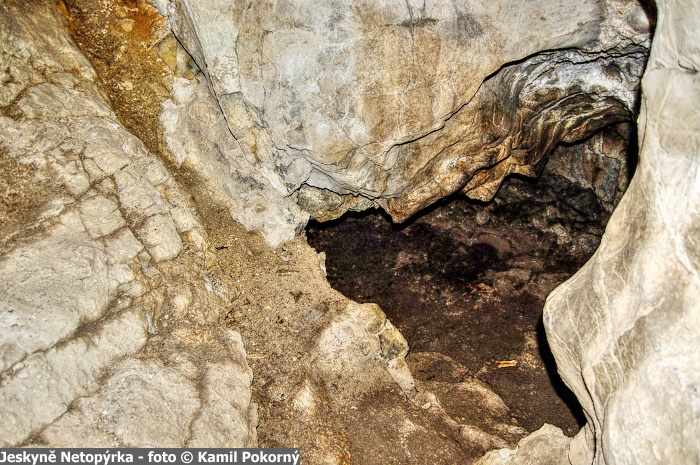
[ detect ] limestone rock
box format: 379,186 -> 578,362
3,0 -> 698,463
160,77 -> 308,246
546,124 -> 633,212
137,213 -> 183,263
0,310 -> 148,447
188,360 -> 258,447
476,424 -> 577,465
158,0 -> 651,229
543,0 -> 700,463
0,0 -> 256,448
312,301 -> 414,402
65,359 -> 200,447
1,2 -> 445,457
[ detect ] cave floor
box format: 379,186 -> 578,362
307,174 -> 608,437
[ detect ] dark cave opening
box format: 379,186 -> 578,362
305,124 -> 638,438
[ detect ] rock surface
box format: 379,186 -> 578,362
2,0 -> 698,464
307,170 -> 615,439
476,424 -> 577,465
0,2 -> 505,461
480,1 -> 700,464
545,123 -> 634,213
160,76 -> 309,246
156,0 -> 650,235
540,0 -> 700,464
0,0 -> 256,447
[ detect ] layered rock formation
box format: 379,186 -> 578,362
0,2 -> 460,459
0,1 -> 257,446
543,0 -> 700,463
156,0 -> 650,240
545,123 -> 634,213
481,0 -> 700,463
1,0 -> 698,463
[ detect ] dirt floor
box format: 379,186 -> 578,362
307,173 -> 609,437
53,1 -> 611,458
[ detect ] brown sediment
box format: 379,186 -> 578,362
59,0 -> 172,156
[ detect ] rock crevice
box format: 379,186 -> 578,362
1,0 -> 698,464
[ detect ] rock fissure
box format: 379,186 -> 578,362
2,0 -> 699,463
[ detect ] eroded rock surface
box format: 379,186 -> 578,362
0,0 -> 255,447
545,123 -> 634,213
542,0 -> 700,463
154,0 -> 650,235
2,0 -> 698,464
0,1 -> 519,461
476,424 -> 591,465
474,1 -> 700,464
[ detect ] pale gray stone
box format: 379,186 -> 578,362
104,228 -> 145,264
2,0 -> 698,461
115,165 -> 170,217
476,424 -> 572,465
546,125 -> 632,212
136,157 -> 171,186
137,213 -> 182,263
162,0 -> 651,227
0,1 -> 255,450
80,193 -> 126,239
187,362 -> 257,447
77,122 -> 136,176
52,158 -> 91,197
41,350 -> 216,447
312,302 -> 414,402
77,359 -> 200,447
0,310 -> 148,447
160,77 -> 309,245
0,211 -> 112,373
40,409 -> 118,447
22,83 -> 110,119
169,204 -> 199,233
543,1 -> 700,464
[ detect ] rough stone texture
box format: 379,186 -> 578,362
3,0 -> 698,463
476,424 -> 578,465
154,0 -> 650,233
542,0 -> 700,464
545,124 -> 634,212
312,301 -> 413,402
2,2 -> 487,461
0,0 -> 255,447
160,77 -> 308,246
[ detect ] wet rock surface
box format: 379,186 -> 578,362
307,172 -> 612,437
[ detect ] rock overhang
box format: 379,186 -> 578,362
157,0 -> 652,234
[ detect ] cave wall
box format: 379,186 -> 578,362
0,2 -> 460,460
0,0 -> 258,446
545,123 -> 634,213
157,0 -> 650,239
542,0 -> 700,463
1,0 -> 698,463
